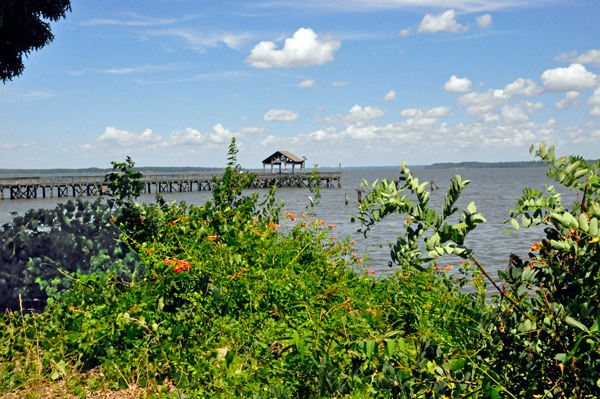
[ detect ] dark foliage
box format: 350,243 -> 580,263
0,199 -> 144,312
0,0 -> 71,82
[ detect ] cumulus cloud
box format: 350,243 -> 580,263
263,109 -> 300,121
501,104 -> 529,124
261,105 -> 452,147
237,127 -> 265,134
503,78 -> 543,97
556,91 -> 580,110
318,105 -> 385,124
382,90 -> 396,102
417,10 -> 466,34
399,28 -> 411,36
298,79 -> 316,88
541,63 -> 598,92
476,14 -> 492,29
567,49 -> 600,67
456,89 -> 509,115
444,75 -> 472,93
591,107 -> 600,116
331,81 -> 349,87
245,28 -> 341,69
587,87 -> 600,106
98,127 -> 163,146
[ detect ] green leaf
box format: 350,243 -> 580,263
566,316 -> 589,333
449,358 -> 466,371
501,229 -> 515,234
578,213 -> 589,232
510,219 -> 520,231
292,330 -> 305,358
589,218 -> 598,236
467,202 -> 476,214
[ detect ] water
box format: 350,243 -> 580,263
0,167 -> 576,282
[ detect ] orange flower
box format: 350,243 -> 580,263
314,164 -> 319,167
365,270 -> 376,274
358,260 -> 363,263
327,224 -> 336,229
319,220 -> 326,226
290,213 -> 297,221
206,235 -> 218,241
145,249 -> 154,254
69,306 -> 75,312
445,265 -> 454,271
231,268 -> 247,279
301,212 -> 307,219
153,274 -> 157,279
405,216 -> 411,224
350,241 -> 355,245
251,230 -> 265,238
141,217 -> 144,222
529,242 -> 542,251
330,237 -> 337,240
165,259 -> 191,273
365,309 -> 377,315
130,306 -> 135,312
110,217 -> 117,222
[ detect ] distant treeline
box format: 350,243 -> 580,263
0,166 -> 223,176
425,161 -> 546,170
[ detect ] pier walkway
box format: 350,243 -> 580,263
0,172 -> 342,200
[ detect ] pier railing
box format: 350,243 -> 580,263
0,171 -> 342,200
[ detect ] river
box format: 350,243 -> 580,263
0,167 -> 576,283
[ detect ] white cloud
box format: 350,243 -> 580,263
81,14 -> 192,27
146,29 -> 251,52
399,28 -> 411,36
96,63 -> 185,75
263,109 -> 300,121
168,124 -> 238,145
2,142 -> 34,150
587,87 -> 600,106
556,91 -> 580,110
456,89 -> 509,114
169,127 -> 203,145
0,88 -> 53,103
555,50 -> 578,61
444,75 -> 472,93
417,10 -> 467,34
570,49 -> 600,67
245,28 -> 341,68
331,81 -> 349,87
382,90 -> 396,102
237,127 -> 265,134
591,107 -> 600,116
501,104 -> 529,124
298,79 -> 316,88
318,105 -> 385,124
503,78 -> 543,97
98,127 -> 163,146
541,63 -> 598,92
476,14 -> 492,29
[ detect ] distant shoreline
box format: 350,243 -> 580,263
0,161 -> 549,176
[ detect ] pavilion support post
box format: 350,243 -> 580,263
271,162 -> 274,173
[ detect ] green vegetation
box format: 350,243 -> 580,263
1,140 -> 599,397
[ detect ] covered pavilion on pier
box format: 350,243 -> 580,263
262,151 -> 305,173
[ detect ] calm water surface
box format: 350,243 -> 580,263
0,167 -> 576,282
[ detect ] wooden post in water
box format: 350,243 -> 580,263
345,192 -> 348,205
356,188 -> 365,203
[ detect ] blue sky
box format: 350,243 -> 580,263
1,0 -> 600,168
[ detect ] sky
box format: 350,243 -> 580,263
1,0 -> 600,169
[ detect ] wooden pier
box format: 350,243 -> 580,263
0,172 -> 342,200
